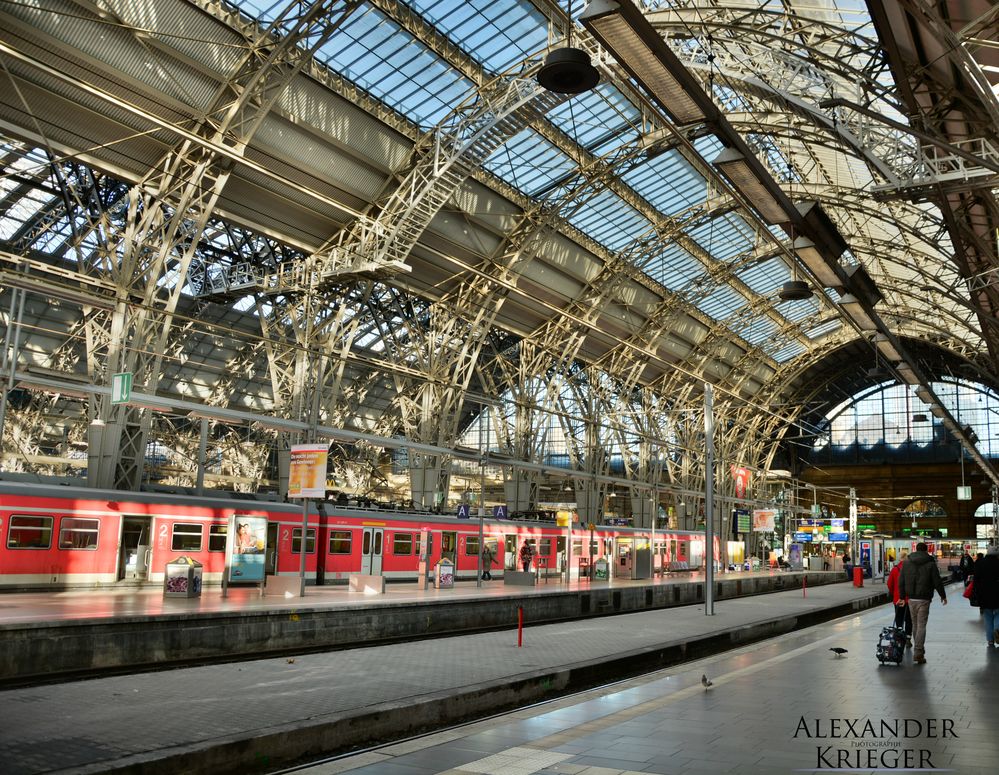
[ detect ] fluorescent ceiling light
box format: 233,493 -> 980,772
873,333 -> 902,362
838,293 -> 878,331
711,148 -> 787,225
792,237 -> 840,288
580,0 -> 712,125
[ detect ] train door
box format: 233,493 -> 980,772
361,528 -> 384,574
440,530 -> 457,563
117,516 -> 150,581
614,537 -> 633,578
556,536 -> 567,578
505,534 -> 518,570
265,523 -> 279,575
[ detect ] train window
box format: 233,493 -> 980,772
393,533 -> 413,555
539,538 -> 552,556
292,528 -> 316,554
7,515 -> 53,549
329,530 -> 352,554
171,523 -> 203,552
59,517 -> 99,550
572,539 -> 582,556
208,525 -> 227,552
465,536 -> 479,556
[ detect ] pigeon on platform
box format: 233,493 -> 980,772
829,647 -> 848,658
701,674 -> 713,689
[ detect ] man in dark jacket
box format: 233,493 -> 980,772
897,542 -> 947,664
959,551 -> 974,584
972,546 -> 999,647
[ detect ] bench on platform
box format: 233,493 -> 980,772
348,574 -> 386,594
264,576 -> 301,597
504,570 -> 536,587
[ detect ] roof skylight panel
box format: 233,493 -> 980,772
483,130 -> 577,197
776,294 -> 820,322
410,0 -> 548,74
316,8 -> 474,128
566,189 -> 651,252
805,319 -> 842,338
621,150 -> 706,218
687,212 -> 755,263
735,256 -> 789,296
737,315 -> 779,348
773,340 -> 806,362
698,284 -> 745,320
547,85 -> 641,152
645,241 -> 703,292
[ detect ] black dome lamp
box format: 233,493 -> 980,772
537,1 -> 599,95
778,279 -> 813,301
538,48 -> 599,94
778,225 -> 812,301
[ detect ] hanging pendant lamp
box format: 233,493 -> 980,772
537,0 -> 599,95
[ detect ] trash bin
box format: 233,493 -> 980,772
164,556 -> 203,598
434,558 -> 454,589
852,565 -> 864,588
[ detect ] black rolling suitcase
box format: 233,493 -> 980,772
876,626 -> 906,664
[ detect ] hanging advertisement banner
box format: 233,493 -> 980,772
288,443 -> 329,498
731,466 -> 750,500
752,508 -> 776,532
227,514 -> 267,582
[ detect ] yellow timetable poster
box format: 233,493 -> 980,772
288,443 -> 329,498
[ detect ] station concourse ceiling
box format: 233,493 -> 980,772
0,0 -> 996,492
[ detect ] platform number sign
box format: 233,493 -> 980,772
111,372 -> 132,405
492,505 -> 508,519
456,504 -> 470,519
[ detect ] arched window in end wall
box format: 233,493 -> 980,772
810,379 -> 999,463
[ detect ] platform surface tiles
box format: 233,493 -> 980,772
5,576 -> 993,775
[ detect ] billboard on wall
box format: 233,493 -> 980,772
752,508 -> 776,532
288,443 -> 328,499
731,466 -> 750,500
228,514 -> 267,582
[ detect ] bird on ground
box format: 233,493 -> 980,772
701,674 -> 713,689
829,647 -> 848,658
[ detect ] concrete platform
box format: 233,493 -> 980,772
0,578 -> 893,774
308,579 -> 992,775
0,570 -> 846,683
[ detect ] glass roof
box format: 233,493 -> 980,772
315,5 -> 475,128
218,0 -> 896,367
0,0 -> 981,402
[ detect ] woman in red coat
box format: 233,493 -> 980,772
886,552 -> 912,646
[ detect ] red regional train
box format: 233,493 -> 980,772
0,481 -> 710,590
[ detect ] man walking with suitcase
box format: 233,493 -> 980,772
897,542 -> 948,664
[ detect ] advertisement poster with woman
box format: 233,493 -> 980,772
228,515 -> 267,582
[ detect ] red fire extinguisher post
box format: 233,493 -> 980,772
517,606 -> 524,647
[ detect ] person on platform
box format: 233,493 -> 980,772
886,551 -> 912,647
897,542 -> 948,664
519,541 -> 534,572
972,545 -> 999,647
959,551 -> 975,585
480,543 -> 494,581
